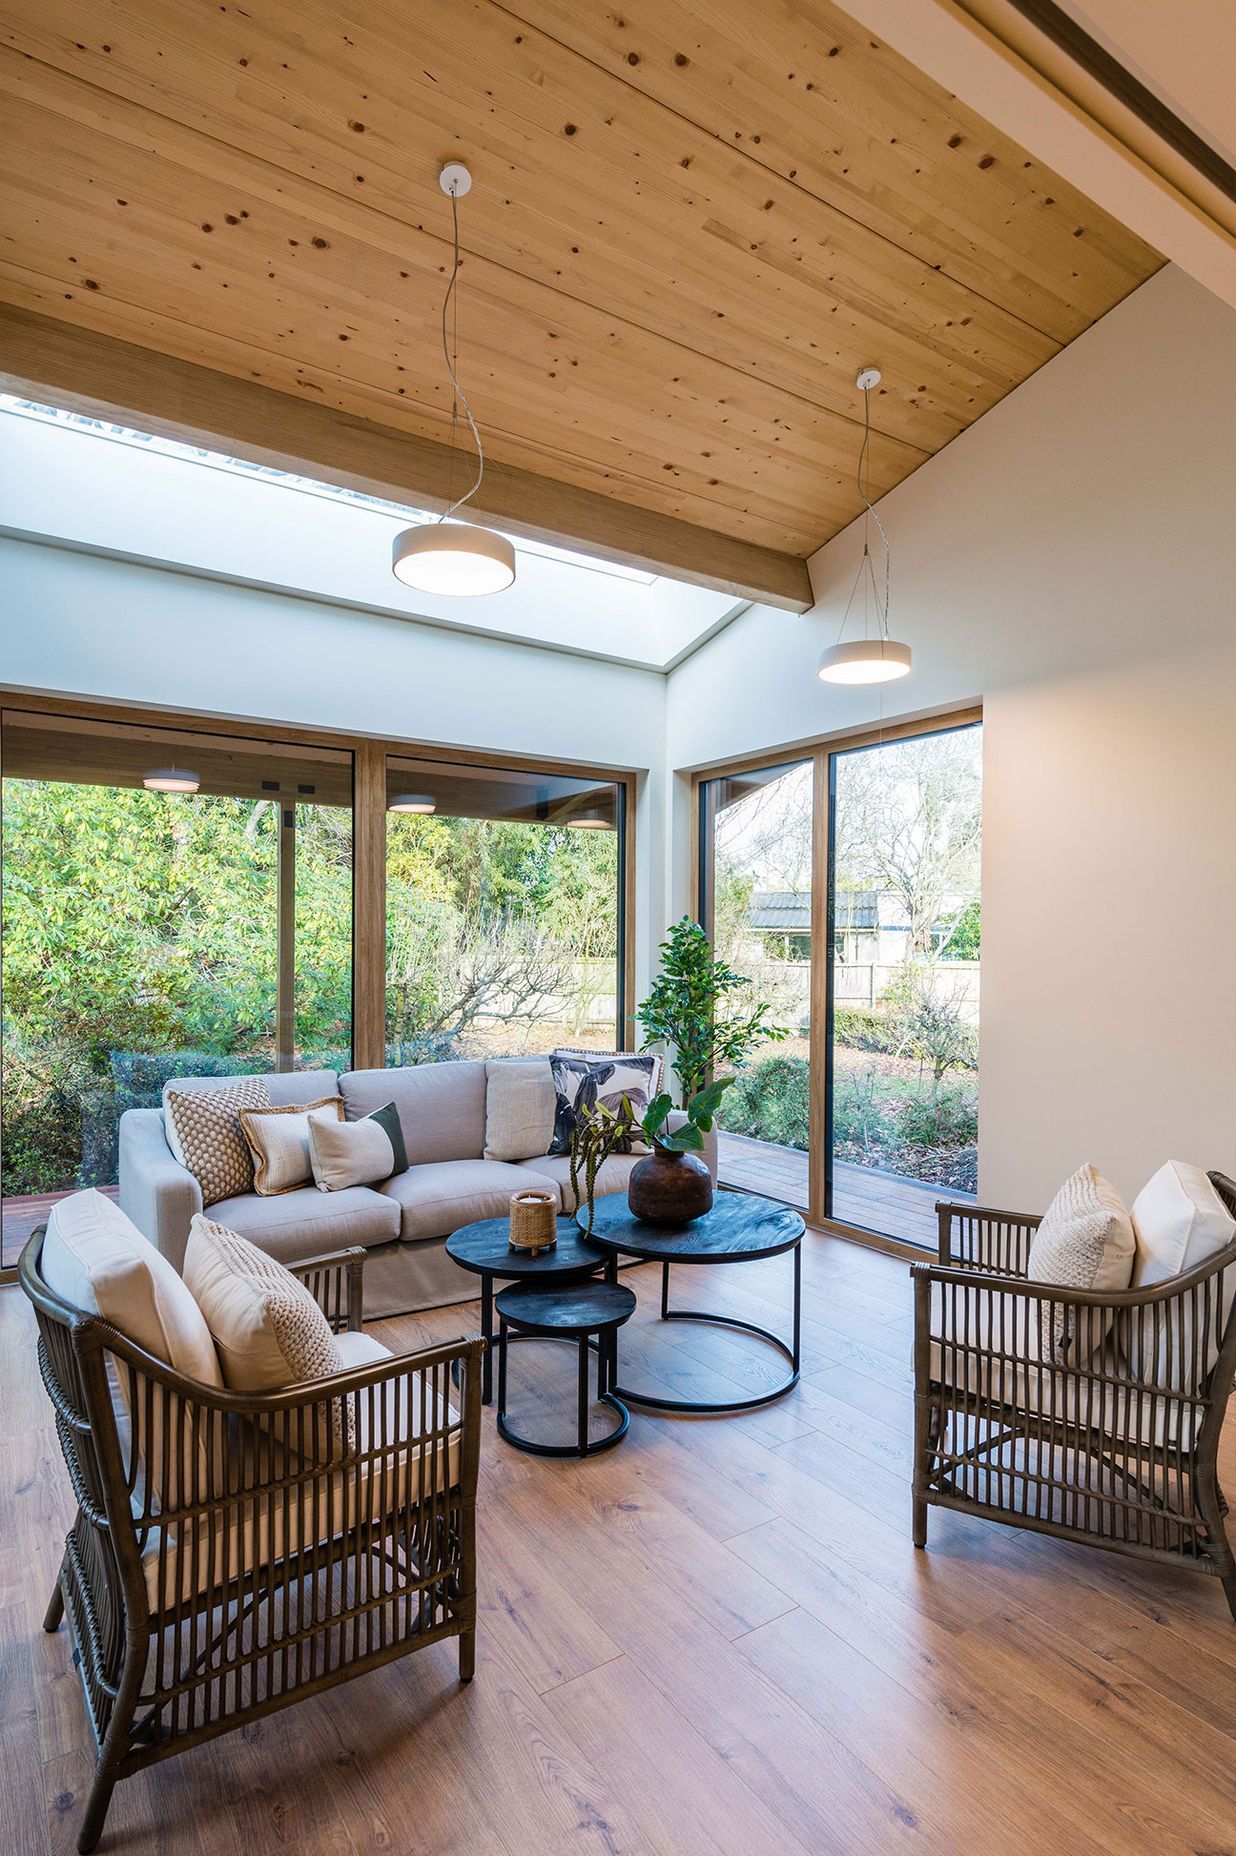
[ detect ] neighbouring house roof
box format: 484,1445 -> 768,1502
749,890 -> 812,931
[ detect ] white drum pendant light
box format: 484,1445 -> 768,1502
817,368 -> 911,686
143,764 -> 200,793
392,164 -> 515,597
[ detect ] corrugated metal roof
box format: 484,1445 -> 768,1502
749,890 -> 811,930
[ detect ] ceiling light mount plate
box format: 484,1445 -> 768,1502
856,366 -> 882,391
439,161 -> 473,197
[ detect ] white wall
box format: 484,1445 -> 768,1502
0,537 -> 667,1000
666,265 -> 1236,1208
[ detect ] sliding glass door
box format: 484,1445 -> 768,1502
0,712 -> 352,1266
698,758 -> 814,1209
698,715 -> 981,1248
826,721 -> 981,1244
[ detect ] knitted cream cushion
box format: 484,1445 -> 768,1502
165,1079 -> 271,1206
483,1059 -> 558,1162
1027,1162 -> 1136,1361
184,1214 -> 351,1451
238,1096 -> 345,1195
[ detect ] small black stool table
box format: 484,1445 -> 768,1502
495,1280 -> 636,1458
445,1215 -> 608,1405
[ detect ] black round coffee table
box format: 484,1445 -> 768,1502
495,1280 -> 635,1457
578,1192 -> 805,1414
445,1215 -> 608,1405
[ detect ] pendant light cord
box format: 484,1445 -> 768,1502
856,381 -> 891,640
439,186 -> 486,523
835,381 -> 892,646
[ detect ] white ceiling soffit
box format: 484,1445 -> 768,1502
836,0 -> 1236,312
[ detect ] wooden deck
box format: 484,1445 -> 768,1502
4,1239 -> 1235,1856
718,1132 -> 975,1247
2,1185 -> 121,1268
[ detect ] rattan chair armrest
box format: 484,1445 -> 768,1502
935,1201 -> 1041,1275
287,1247 -> 367,1331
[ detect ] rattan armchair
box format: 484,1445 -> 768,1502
21,1230 -> 483,1852
912,1177 -> 1236,1617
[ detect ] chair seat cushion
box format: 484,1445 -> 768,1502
516,1151 -> 640,1214
206,1184 -> 400,1263
380,1158 -> 561,1242
141,1328 -> 461,1612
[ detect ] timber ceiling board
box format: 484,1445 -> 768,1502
0,0 -> 1160,568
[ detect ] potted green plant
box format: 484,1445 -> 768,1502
629,917 -> 788,1223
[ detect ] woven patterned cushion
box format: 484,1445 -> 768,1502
547,1053 -> 657,1156
1027,1162 -> 1136,1362
238,1096 -> 345,1196
184,1213 -> 352,1451
165,1078 -> 271,1206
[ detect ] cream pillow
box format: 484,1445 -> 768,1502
238,1096 -> 344,1195
41,1189 -> 222,1506
1129,1161 -> 1236,1388
483,1058 -> 557,1161
309,1102 -> 408,1191
1027,1162 -> 1136,1362
184,1214 -> 352,1453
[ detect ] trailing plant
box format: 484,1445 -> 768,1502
635,916 -> 788,1104
567,1098 -> 636,1236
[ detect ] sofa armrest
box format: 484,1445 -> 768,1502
665,1110 -> 719,1184
118,1107 -> 202,1274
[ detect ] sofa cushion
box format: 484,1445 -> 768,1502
310,1102 -> 408,1191
547,1053 -> 656,1156
1026,1162 -> 1135,1361
43,1189 -> 222,1386
164,1078 -> 272,1206
41,1189 -> 223,1508
184,1214 -> 346,1394
162,1069 -> 339,1111
238,1096 -> 345,1196
483,1057 -> 556,1162
380,1157 -> 561,1242
341,1063 -> 487,1164
517,1151 -> 641,1214
1129,1161 -> 1236,1388
205,1183 -> 400,1264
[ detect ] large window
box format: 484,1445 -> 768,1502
698,716 -> 981,1248
1,712 -> 352,1267
385,757 -> 626,1063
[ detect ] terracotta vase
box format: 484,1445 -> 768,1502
627,1143 -> 714,1225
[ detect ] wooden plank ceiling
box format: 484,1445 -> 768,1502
0,0 -> 1160,596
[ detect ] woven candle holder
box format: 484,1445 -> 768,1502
508,1188 -> 557,1255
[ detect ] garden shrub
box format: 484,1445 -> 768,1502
897,1085 -> 978,1149
832,1007 -> 899,1054
721,1055 -> 809,1150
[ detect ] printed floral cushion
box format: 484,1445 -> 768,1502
548,1053 -> 658,1156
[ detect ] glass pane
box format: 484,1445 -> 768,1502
385,759 -> 622,1063
701,760 -> 813,1207
1,714 -> 353,1267
828,723 -> 981,1245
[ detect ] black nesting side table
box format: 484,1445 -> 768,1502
578,1191 -> 805,1415
495,1279 -> 636,1457
445,1214 -> 608,1405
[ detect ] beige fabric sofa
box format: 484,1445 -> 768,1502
119,1060 -> 717,1319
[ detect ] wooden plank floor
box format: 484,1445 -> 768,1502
2,1187 -> 122,1268
718,1132 -> 977,1245
4,1234 -> 1235,1856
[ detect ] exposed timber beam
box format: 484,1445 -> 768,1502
0,305 -> 813,614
